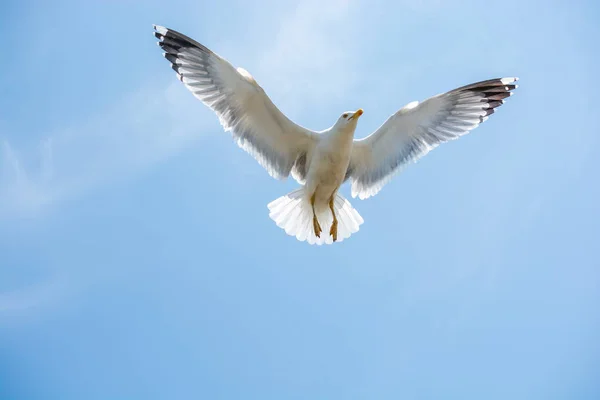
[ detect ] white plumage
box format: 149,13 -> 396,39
153,25 -> 518,245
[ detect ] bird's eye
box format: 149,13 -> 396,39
342,114 -> 348,118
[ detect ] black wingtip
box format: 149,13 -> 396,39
486,100 -> 503,109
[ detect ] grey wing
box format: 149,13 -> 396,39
154,25 -> 317,181
346,77 -> 519,199
291,151 -> 310,184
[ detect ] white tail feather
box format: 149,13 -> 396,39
267,188 -> 364,245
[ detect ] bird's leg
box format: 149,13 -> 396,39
311,192 -> 322,238
329,196 -> 338,242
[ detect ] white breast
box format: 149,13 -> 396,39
305,126 -> 356,203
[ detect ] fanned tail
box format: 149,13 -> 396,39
267,188 -> 364,245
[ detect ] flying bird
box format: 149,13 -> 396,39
153,25 -> 518,245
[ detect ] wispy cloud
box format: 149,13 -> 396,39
0,81 -> 205,220
257,0 -> 362,113
0,275 -> 68,314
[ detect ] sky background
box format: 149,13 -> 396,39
1,0 -> 599,399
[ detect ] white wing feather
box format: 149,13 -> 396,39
347,78 -> 519,199
154,25 -> 317,181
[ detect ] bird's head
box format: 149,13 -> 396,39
335,109 -> 363,129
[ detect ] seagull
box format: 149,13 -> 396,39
153,25 -> 518,245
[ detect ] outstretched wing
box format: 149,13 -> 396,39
153,25 -> 317,181
346,78 -> 518,199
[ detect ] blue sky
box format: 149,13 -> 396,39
1,0 -> 599,398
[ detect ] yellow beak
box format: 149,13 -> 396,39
349,109 -> 363,120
